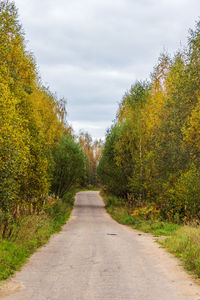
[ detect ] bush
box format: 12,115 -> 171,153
51,135 -> 86,197
167,165 -> 200,222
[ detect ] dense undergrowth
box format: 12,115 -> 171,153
0,190 -> 76,281
102,191 -> 200,278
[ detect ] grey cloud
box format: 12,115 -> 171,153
68,103 -> 118,122
15,0 -> 200,138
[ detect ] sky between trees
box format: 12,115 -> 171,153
14,0 -> 200,139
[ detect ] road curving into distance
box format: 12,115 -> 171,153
1,191 -> 200,300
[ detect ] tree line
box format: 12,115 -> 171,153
98,21 -> 200,223
0,0 -> 101,237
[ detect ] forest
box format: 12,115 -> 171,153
0,0 -> 101,242
98,20 -> 200,223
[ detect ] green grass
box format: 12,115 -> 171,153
160,226 -> 200,277
107,204 -> 178,236
101,191 -> 200,278
0,190 -> 76,281
103,192 -> 178,236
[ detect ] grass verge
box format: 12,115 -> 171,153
0,190 -> 76,281
101,191 -> 200,278
101,191 -> 178,236
160,227 -> 200,277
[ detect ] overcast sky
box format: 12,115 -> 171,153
14,0 -> 200,139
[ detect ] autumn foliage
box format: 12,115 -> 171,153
0,0 -> 87,237
98,21 -> 200,223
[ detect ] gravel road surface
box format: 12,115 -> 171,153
1,191 -> 200,300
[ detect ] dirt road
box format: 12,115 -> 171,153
1,191 -> 200,300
